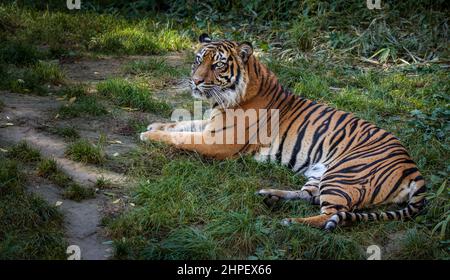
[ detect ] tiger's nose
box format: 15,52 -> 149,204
193,78 -> 204,86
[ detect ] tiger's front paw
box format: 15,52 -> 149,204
140,131 -> 151,142
140,130 -> 163,142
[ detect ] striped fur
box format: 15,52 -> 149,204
140,34 -> 427,231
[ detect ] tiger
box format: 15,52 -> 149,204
140,33 -> 427,231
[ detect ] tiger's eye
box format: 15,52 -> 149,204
215,62 -> 225,68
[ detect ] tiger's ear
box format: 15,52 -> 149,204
239,42 -> 253,63
199,33 -> 212,43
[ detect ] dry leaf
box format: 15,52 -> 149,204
120,107 -> 139,111
0,123 -> 14,128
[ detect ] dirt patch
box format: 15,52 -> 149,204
0,92 -> 129,185
29,177 -> 112,260
0,92 -> 132,259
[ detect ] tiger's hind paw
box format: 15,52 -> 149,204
255,189 -> 281,199
281,218 -> 292,226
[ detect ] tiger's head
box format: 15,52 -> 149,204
190,33 -> 253,108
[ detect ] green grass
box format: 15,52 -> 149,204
58,95 -> 108,118
88,23 -> 190,55
107,154 -> 370,260
124,57 -> 187,77
0,156 -> 67,259
390,228 -> 448,260
8,146 -> 96,205
0,4 -> 191,56
36,158 -> 95,202
97,78 -> 171,115
56,85 -> 108,118
95,177 -> 113,190
0,40 -> 43,66
123,57 -> 190,90
36,158 -> 72,188
46,126 -> 80,140
6,141 -> 41,163
31,60 -> 64,84
58,84 -> 88,98
1,60 -> 65,94
62,183 -> 95,202
65,139 -> 106,165
105,44 -> 449,261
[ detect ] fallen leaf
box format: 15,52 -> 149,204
55,201 -> 63,207
120,107 -> 139,111
0,123 -> 14,128
112,199 -> 121,204
69,96 -> 77,104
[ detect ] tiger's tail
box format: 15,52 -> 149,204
324,177 -> 427,231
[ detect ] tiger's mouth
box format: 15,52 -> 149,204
190,80 -> 218,99
190,85 -> 212,100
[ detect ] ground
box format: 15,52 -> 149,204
0,2 -> 448,260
